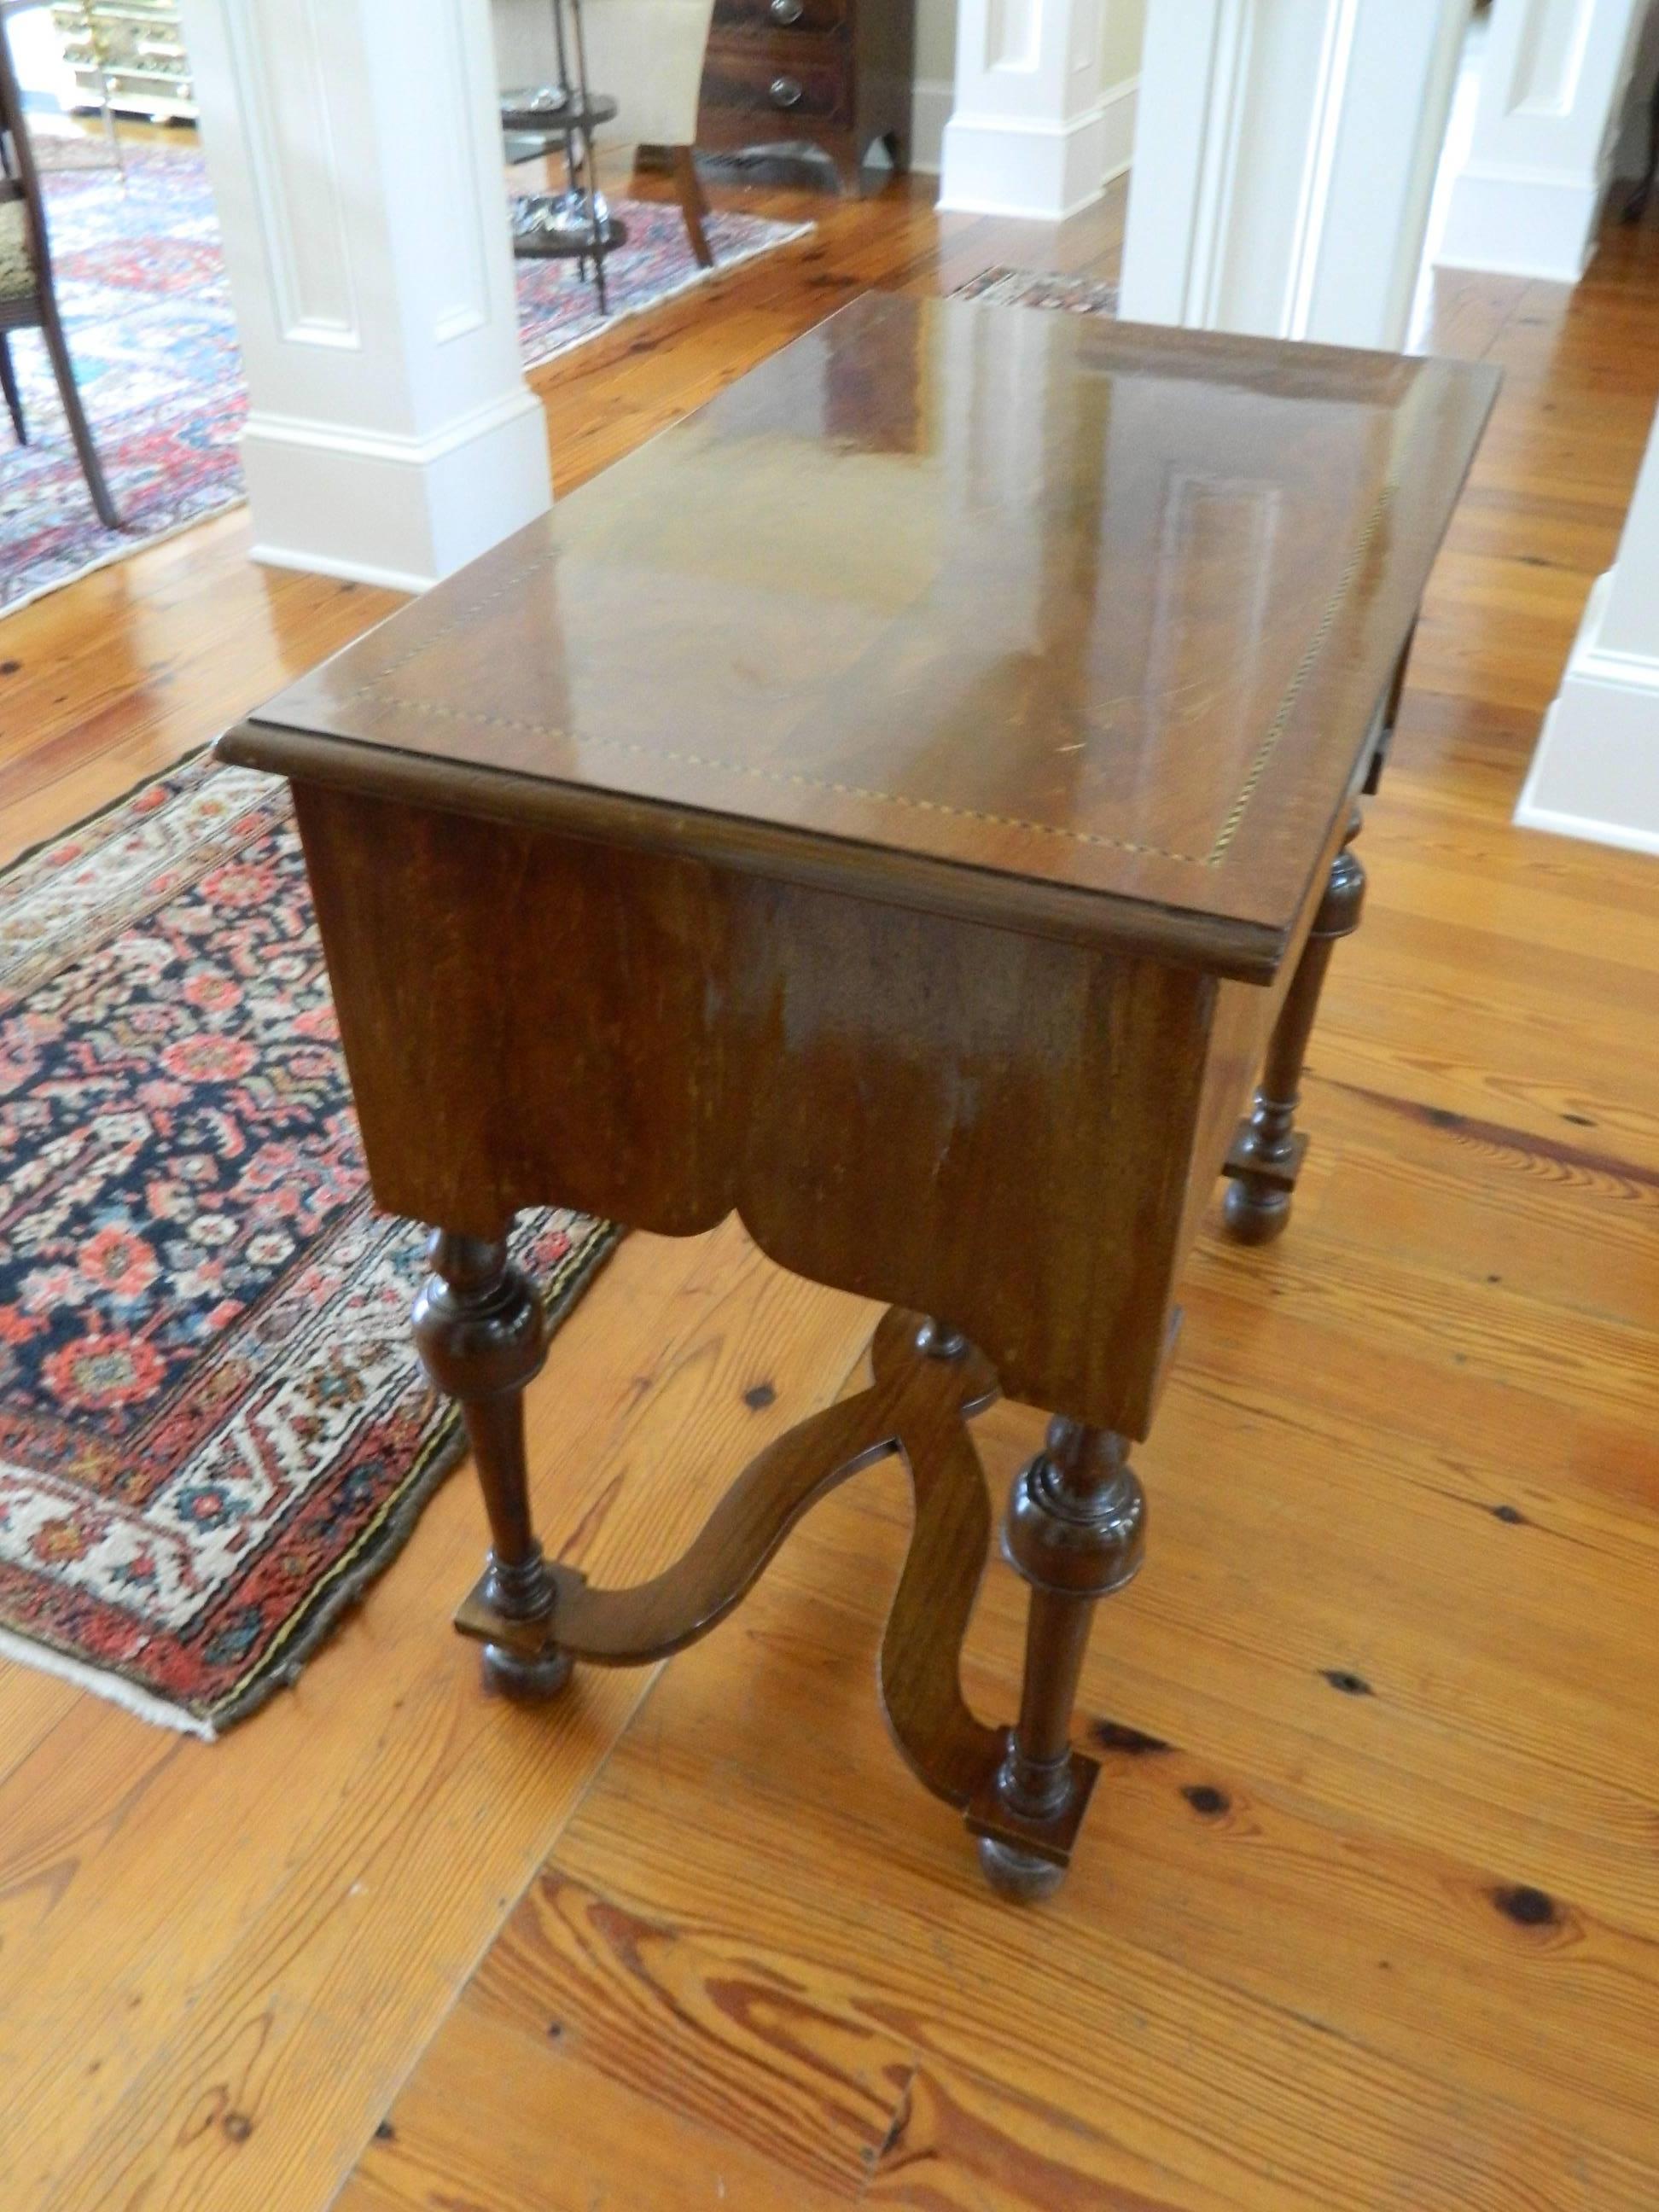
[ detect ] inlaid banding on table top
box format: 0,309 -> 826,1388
231,298 -> 1502,966
324,486 -> 1397,875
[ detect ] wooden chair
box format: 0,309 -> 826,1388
493,0 -> 719,268
0,18 -> 119,528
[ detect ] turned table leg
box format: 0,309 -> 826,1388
426,1289 -> 1150,1895
977,1417 -> 1146,1902
411,1228 -> 573,1700
1222,804 -> 1366,1244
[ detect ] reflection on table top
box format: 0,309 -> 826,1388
229,294 -> 1498,976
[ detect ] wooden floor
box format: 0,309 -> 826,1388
3,161 -> 1659,2212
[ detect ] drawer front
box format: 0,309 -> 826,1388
713,0 -> 847,37
701,38 -> 851,125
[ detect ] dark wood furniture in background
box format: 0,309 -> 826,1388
696,0 -> 914,191
1623,56 -> 1659,223
221,296 -> 1495,1901
0,16 -> 118,528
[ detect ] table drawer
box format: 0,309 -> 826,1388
700,36 -> 851,125
713,0 -> 847,37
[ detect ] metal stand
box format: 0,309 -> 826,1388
501,0 -> 623,312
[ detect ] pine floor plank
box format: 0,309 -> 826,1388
331,1991 -> 861,2212
356,1434 -> 1659,2209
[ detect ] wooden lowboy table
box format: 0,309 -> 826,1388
220,296 -> 1495,1899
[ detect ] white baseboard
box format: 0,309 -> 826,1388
1511,782 -> 1659,857
1434,160 -> 1606,285
910,79 -> 953,178
1099,73 -> 1138,188
241,385 -> 551,591
243,541 -> 439,597
1515,568 -> 1659,854
936,74 -> 1137,219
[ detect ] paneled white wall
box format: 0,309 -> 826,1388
1120,0 -> 1470,352
178,0 -> 550,591
1435,0 -> 1648,282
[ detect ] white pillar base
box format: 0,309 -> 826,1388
1516,569 -> 1659,855
1431,0 -> 1647,288
938,81 -> 1136,218
242,387 -> 550,596
1435,165 -> 1605,283
939,0 -> 1132,224
181,0 -> 550,594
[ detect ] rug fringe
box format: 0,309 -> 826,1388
0,492 -> 247,624
0,1623 -> 216,1739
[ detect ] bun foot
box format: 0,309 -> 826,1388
481,1640 -> 574,1701
1222,1175 -> 1292,1244
977,1835 -> 1067,1903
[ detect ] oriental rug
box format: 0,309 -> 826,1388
0,753 -> 617,1734
0,146 -> 812,617
953,268 -> 1120,317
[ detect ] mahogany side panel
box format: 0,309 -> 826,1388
292,782 -> 1256,1435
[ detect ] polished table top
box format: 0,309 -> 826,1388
228,295 -> 1498,980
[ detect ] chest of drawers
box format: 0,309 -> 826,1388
696,0 -> 915,192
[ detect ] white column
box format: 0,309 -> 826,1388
1518,403 -> 1659,854
178,0 -> 551,592
1120,0 -> 1470,352
940,0 -> 1139,219
1435,0 -> 1646,285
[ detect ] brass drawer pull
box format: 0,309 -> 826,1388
770,73 -> 804,107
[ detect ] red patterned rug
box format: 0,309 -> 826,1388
953,268 -> 1120,317
0,754 -> 617,1735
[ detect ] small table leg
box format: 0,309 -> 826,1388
426,1282 -> 1148,1901
411,1228 -> 573,1700
1221,803 -> 1365,1244
971,1420 -> 1146,1901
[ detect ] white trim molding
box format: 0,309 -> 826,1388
1433,162 -> 1609,282
938,99 -> 1101,218
1521,390 -> 1659,853
1435,0 -> 1648,285
1098,70 -> 1139,185
909,77 -> 956,175
921,69 -> 1134,194
1517,568 -> 1659,854
242,386 -> 551,592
